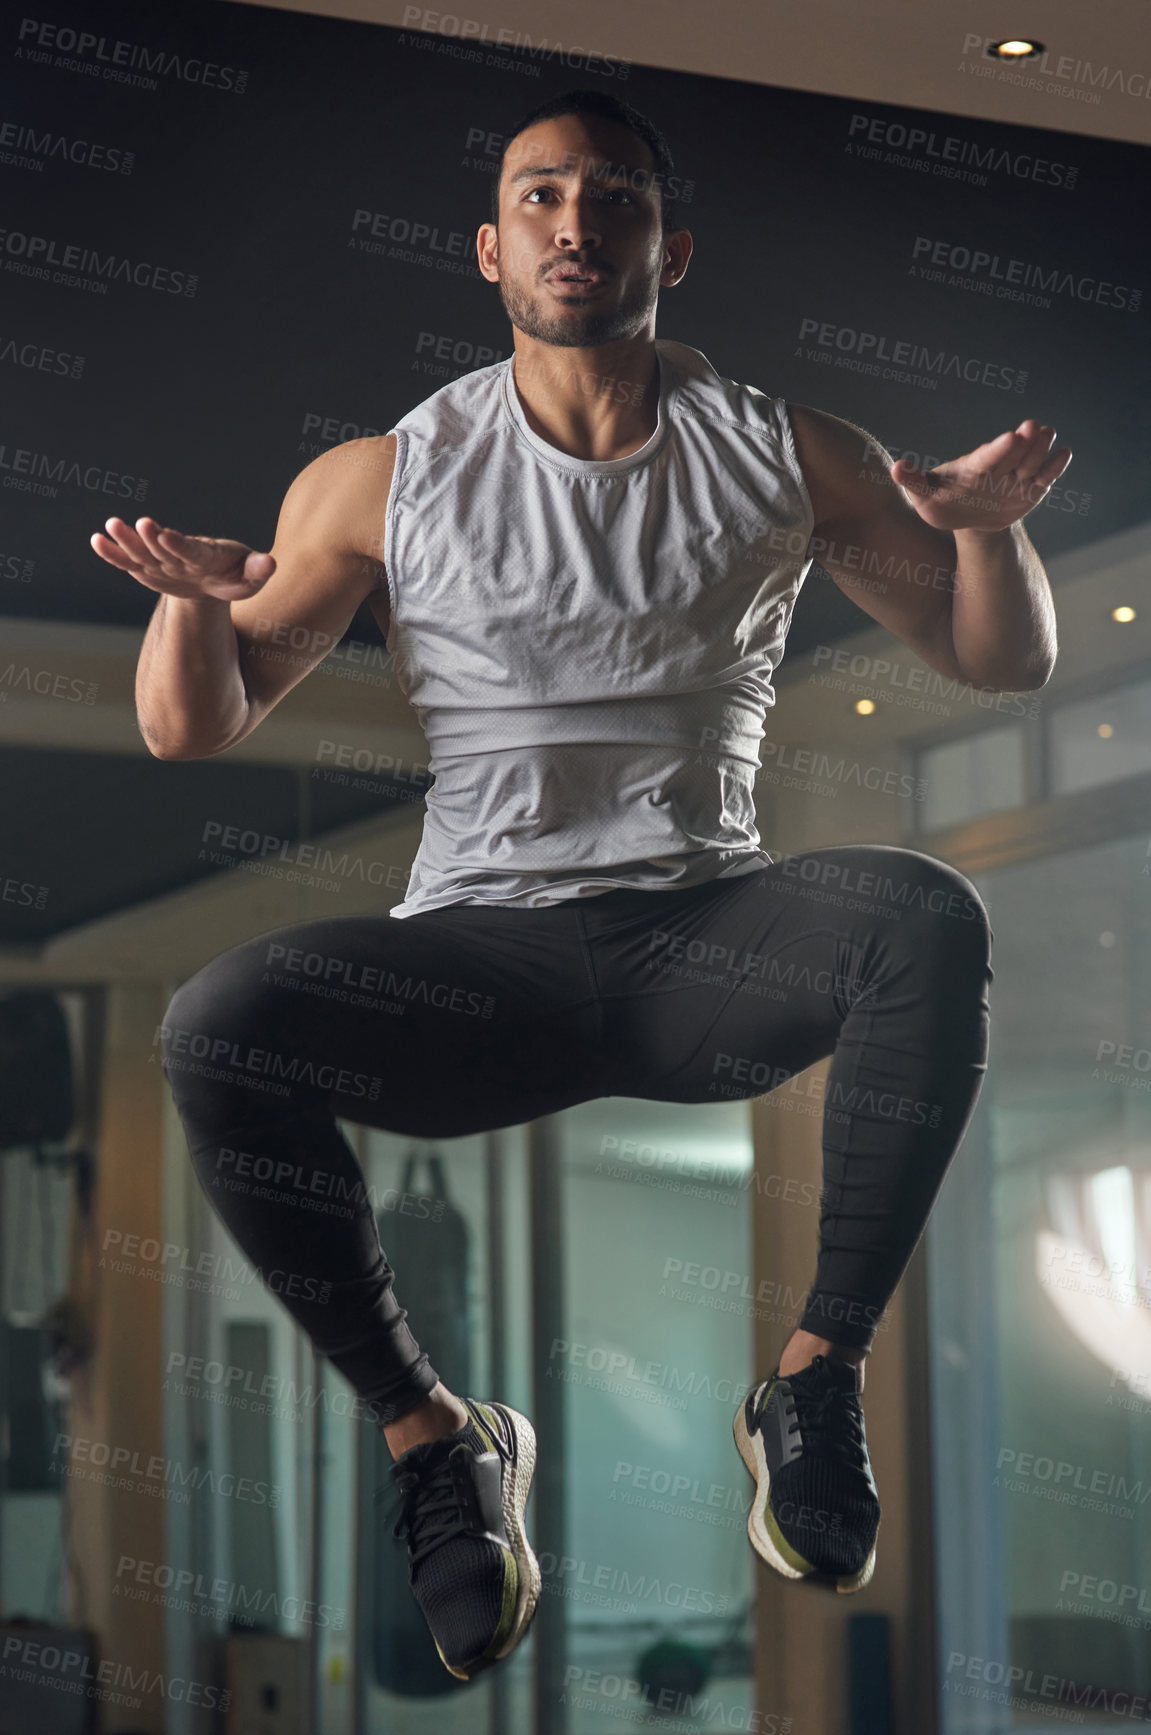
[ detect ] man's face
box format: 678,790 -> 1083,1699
478,114 -> 689,348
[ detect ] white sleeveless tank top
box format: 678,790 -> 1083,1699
382,337 -> 815,918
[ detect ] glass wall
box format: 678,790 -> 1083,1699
929,830 -> 1151,1734
294,1097 -> 757,1735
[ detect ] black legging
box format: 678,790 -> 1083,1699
160,845 -> 992,1425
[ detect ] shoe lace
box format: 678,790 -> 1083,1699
392,1450 -> 471,1569
786,1360 -> 867,1470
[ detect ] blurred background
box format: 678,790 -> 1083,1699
1,0 -> 1150,1729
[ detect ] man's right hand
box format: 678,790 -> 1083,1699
90,515 -> 276,602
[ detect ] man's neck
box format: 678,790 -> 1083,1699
510,340 -> 661,462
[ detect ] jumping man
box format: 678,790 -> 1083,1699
92,89 -> 1063,1679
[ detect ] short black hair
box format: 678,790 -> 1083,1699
489,88 -> 680,235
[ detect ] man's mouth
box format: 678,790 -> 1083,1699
546,267 -> 605,286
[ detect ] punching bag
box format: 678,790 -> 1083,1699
369,1147 -> 474,1697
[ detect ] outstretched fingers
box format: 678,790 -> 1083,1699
1009,424 -> 1056,482
91,516 -> 167,575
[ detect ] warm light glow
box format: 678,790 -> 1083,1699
1092,1167 -> 1138,1295
1098,723 -> 1114,738
855,699 -> 876,715
991,38 -> 1043,58
1112,605 -> 1137,622
1036,1167 -> 1151,1389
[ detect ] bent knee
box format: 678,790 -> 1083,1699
895,851 -> 992,950
160,943 -> 275,1068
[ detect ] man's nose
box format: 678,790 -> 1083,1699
553,195 -> 604,249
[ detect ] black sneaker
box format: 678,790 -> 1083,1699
391,1397 -> 541,1680
734,1355 -> 879,1592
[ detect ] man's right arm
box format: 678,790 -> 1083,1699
93,435 -> 397,760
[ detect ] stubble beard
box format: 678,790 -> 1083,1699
495,251 -> 661,348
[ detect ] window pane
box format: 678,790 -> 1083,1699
919,726 -> 1027,831
559,1098 -> 756,1733
929,832 -> 1151,1733
1049,677 -> 1151,796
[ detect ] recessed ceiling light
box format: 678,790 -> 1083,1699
1112,605 -> 1137,622
987,39 -> 1044,59
855,699 -> 876,715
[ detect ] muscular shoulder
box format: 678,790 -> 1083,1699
293,433 -> 397,582
785,403 -> 894,531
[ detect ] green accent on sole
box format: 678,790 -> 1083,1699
763,1499 -> 815,1576
485,1550 -> 520,1656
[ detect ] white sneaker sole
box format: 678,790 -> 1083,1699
487,1402 -> 542,1659
733,1397 -> 877,1594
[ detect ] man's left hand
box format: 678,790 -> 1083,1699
890,419 -> 1073,534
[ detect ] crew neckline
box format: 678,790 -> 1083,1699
501,340 -> 673,475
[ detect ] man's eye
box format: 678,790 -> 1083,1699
525,186 -> 633,204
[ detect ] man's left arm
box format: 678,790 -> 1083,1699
787,404 -> 1070,693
